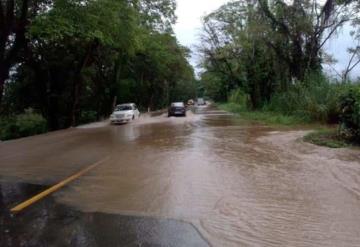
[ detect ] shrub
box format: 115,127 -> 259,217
267,75 -> 344,123
0,116 -> 19,140
79,110 -> 98,125
0,109 -> 47,141
339,85 -> 360,142
304,129 -> 349,148
228,88 -> 248,111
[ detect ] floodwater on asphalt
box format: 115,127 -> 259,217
0,182 -> 208,247
1,105 -> 360,246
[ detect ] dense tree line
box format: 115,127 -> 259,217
0,0 -> 196,131
199,0 -> 360,143
199,0 -> 360,108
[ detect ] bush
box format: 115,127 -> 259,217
339,85 -> 360,142
304,129 -> 349,148
79,110 -> 98,125
228,88 -> 248,111
267,75 -> 344,123
0,109 -> 47,141
219,103 -> 306,125
0,117 -> 19,140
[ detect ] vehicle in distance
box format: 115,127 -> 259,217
168,102 -> 186,117
197,98 -> 206,105
187,99 -> 194,106
110,103 -> 140,124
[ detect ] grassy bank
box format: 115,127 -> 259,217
303,129 -> 350,148
218,102 -> 355,148
218,102 -> 311,126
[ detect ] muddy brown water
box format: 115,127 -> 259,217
1,106 -> 360,246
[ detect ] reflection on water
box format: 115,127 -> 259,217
1,106 -> 360,246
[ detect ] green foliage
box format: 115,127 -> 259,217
304,129 -> 349,148
219,103 -> 244,114
199,0 -> 360,148
201,72 -> 228,102
170,79 -> 197,103
30,0 -> 138,50
228,89 -> 248,110
199,0 -> 357,110
219,103 -> 307,126
79,111 -> 98,125
222,76 -> 348,125
339,85 -> 360,142
1,0 -> 195,132
267,75 -> 344,123
0,109 -> 47,141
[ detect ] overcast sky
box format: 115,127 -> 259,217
174,0 -> 359,79
174,0 -> 229,72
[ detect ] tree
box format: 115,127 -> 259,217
132,0 -> 177,32
0,0 -> 50,107
342,13 -> 360,81
258,0 -> 359,81
128,32 -> 195,110
199,0 -> 360,108
1,0 -> 195,132
199,0 -> 279,107
28,0 -> 140,126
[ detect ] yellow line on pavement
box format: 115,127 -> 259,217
10,156 -> 110,214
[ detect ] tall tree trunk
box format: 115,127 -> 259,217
0,0 -> 29,107
69,41 -> 98,127
0,67 -> 7,108
70,75 -> 82,127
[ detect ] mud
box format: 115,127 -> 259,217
0,106 -> 360,246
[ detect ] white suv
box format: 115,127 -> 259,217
110,103 -> 140,124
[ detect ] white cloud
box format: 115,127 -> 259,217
175,0 -> 229,31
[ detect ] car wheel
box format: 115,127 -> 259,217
132,115 -> 135,120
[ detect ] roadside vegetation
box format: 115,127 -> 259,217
219,103 -> 306,126
0,109 -> 47,141
198,0 -> 360,148
303,129 -> 349,149
0,0 -> 198,140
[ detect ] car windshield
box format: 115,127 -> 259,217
171,102 -> 184,107
115,105 -> 132,111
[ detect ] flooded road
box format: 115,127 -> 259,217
1,105 -> 360,246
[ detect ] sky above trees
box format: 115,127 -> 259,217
174,0 -> 228,71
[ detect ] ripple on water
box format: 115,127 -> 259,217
199,196 -> 360,247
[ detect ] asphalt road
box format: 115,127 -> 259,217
1,105 -> 360,246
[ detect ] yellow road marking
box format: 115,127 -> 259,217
10,156 -> 110,214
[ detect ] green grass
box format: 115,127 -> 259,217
218,102 -> 357,148
303,129 -> 349,148
218,103 -> 309,126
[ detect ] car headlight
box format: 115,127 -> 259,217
126,114 -> 132,117
111,114 -> 115,118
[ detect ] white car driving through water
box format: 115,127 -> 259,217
110,103 -> 140,124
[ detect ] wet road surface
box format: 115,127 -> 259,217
1,105 -> 360,246
0,182 -> 208,247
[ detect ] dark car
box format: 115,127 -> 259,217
168,102 -> 186,117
